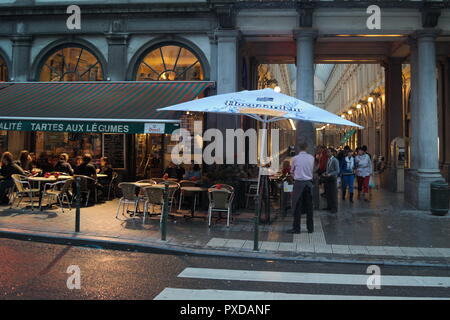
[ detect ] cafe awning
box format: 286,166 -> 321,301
0,81 -> 214,134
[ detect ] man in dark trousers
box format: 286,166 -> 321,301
287,143 -> 315,234
323,148 -> 340,213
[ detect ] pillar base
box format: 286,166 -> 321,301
405,169 -> 445,210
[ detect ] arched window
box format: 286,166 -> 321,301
39,47 -> 103,82
135,45 -> 204,81
0,55 -> 7,82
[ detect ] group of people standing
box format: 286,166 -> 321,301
316,145 -> 373,212
287,143 -> 374,234
0,150 -> 114,205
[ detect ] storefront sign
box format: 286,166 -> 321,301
0,120 -> 179,134
144,123 -> 165,134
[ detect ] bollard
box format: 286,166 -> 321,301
161,180 -> 169,240
253,194 -> 260,251
75,176 -> 81,232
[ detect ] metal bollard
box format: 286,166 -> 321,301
75,176 -> 81,232
253,194 -> 260,251
161,180 -> 169,240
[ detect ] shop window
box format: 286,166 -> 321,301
35,132 -> 102,164
0,131 -> 7,153
0,55 -> 7,82
39,47 -> 103,82
136,45 -> 204,81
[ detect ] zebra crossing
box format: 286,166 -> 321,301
154,267 -> 450,300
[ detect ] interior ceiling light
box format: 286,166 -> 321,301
368,97 -> 374,103
356,104 -> 362,109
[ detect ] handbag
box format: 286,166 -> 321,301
369,176 -> 375,188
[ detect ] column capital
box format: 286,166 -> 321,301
413,29 -> 441,40
293,28 -> 318,41
105,33 -> 129,46
214,29 -> 241,41
10,34 -> 33,46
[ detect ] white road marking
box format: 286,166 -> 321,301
178,268 -> 450,288
154,288 -> 449,300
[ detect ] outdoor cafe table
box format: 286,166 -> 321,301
180,186 -> 207,219
28,175 -> 72,210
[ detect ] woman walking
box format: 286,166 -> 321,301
355,146 -> 372,202
340,149 -> 355,203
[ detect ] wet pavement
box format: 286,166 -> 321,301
1,238 -> 449,300
0,187 -> 449,264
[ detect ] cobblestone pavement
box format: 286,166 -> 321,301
0,188 -> 449,263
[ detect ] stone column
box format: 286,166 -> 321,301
407,30 -> 444,210
215,29 -> 240,132
409,38 -> 420,170
10,32 -> 32,82
206,33 -> 218,132
382,58 -> 404,191
106,33 -> 129,81
294,28 -> 317,154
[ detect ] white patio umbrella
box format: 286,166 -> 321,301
158,88 -> 362,192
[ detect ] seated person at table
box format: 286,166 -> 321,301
73,156 -> 83,171
74,154 -> 98,203
184,163 -> 201,181
163,161 -> 177,179
74,154 -> 97,179
17,150 -> 32,172
97,157 -> 113,180
37,153 -> 53,174
0,152 -> 26,204
54,153 -> 74,176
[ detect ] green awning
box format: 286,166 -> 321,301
0,81 -> 213,134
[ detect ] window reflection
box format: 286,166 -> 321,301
136,45 -> 203,81
39,47 -> 103,82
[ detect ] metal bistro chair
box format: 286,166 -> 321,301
116,182 -> 140,220
10,174 -> 40,211
40,178 -> 73,213
142,183 -> 180,223
73,175 -> 97,206
142,186 -> 164,223
207,184 -> 235,228
245,183 -> 258,209
107,171 -> 119,200
178,180 -> 197,211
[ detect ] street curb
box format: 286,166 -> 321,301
0,227 -> 448,268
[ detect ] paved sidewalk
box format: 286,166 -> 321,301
0,188 -> 449,266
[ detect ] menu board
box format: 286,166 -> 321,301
102,133 -> 125,169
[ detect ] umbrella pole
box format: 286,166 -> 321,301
254,116 -> 268,251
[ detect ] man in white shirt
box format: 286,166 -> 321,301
288,143 -> 315,234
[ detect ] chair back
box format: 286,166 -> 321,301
61,178 -> 73,194
118,182 -> 138,200
137,179 -> 157,184
167,183 -> 180,198
143,186 -> 164,205
11,174 -> 28,193
208,188 -> 233,209
248,184 -> 258,193
211,184 -> 234,193
180,180 -> 196,187
75,175 -> 94,192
